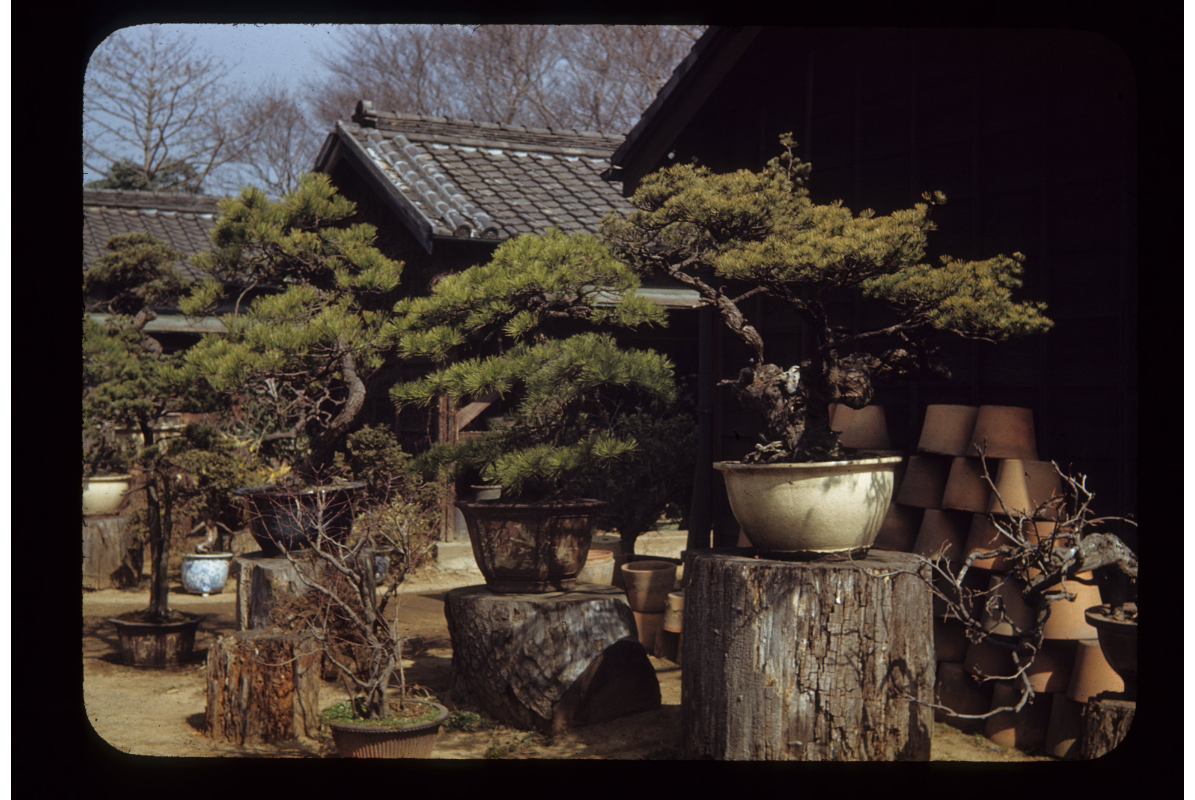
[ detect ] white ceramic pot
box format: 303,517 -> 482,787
82,474 -> 133,516
714,457 -> 902,554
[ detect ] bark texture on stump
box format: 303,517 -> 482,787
682,549 -> 935,761
1079,696 -> 1135,759
445,584 -> 661,736
233,551 -> 321,631
82,516 -> 144,590
205,629 -> 322,745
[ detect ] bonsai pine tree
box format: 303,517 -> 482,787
83,233 -> 215,621
603,134 -> 1054,463
389,227 -> 680,503
178,173 -> 406,485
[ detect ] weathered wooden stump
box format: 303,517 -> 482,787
445,583 -> 661,736
82,516 -> 144,590
1079,695 -> 1135,759
233,550 -> 323,632
205,629 -> 322,745
682,549 -> 936,761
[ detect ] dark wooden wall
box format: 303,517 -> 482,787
652,28 -> 1137,544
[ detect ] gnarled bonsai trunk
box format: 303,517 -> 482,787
296,345 -> 367,481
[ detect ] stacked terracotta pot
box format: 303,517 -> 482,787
620,560 -> 679,652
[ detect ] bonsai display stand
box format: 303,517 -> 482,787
681,548 -> 936,761
1079,694 -> 1135,759
445,584 -> 661,736
205,629 -> 322,745
233,550 -> 322,631
82,515 -> 144,590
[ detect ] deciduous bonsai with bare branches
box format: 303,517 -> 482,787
603,134 -> 1054,463
918,456 -> 1137,723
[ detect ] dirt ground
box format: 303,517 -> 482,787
83,564 -> 1054,761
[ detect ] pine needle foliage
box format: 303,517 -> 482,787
84,232 -> 191,315
390,230 -> 678,502
602,133 -> 1053,463
177,173 -> 406,481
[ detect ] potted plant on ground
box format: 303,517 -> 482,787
389,227 -> 681,592
178,174 -> 405,554
602,133 -> 1055,555
920,456 -> 1137,721
84,232 -> 217,666
267,447 -> 448,758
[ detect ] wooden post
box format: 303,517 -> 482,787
682,549 -> 936,761
445,584 -> 661,736
233,550 -> 321,632
205,629 -> 322,745
1079,696 -> 1135,759
82,516 -> 144,590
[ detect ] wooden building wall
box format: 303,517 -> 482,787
643,28 -> 1137,545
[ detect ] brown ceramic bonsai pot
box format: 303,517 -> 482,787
455,498 -> 606,593
1084,603 -> 1137,699
327,700 -> 449,759
108,611 -> 204,668
234,482 -> 365,555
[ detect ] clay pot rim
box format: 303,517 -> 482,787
621,560 -> 678,573
181,552 -> 235,560
714,456 -> 903,471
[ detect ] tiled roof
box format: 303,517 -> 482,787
83,189 -> 221,282
327,101 -> 634,250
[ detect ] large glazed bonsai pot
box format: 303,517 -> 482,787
454,499 -> 607,593
180,553 -> 234,596
327,701 -> 449,759
714,456 -> 903,555
108,612 -> 203,668
1084,603 -> 1137,699
82,474 -> 133,516
234,483 -> 365,555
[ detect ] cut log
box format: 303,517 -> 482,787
82,516 -> 144,590
682,549 -> 936,761
1078,695 -> 1135,759
233,551 -> 322,632
205,629 -> 322,745
445,584 -> 661,736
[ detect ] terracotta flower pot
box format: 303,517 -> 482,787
1037,571 -> 1103,640
835,404 -> 891,449
933,616 -> 970,663
964,639 -> 1016,682
456,499 -> 607,594
590,533 -> 623,558
621,560 -> 678,613
632,610 -> 664,650
663,590 -> 685,633
984,681 -> 1050,753
1044,693 -> 1085,760
941,457 -> 992,513
986,460 -> 1063,519
912,508 -> 972,562
1084,604 -> 1137,699
979,575 -> 1035,638
576,549 -> 615,585
327,701 -> 449,759
895,455 -> 952,509
871,503 -> 924,553
970,406 -> 1038,460
1066,638 -> 1125,702
917,405 -> 980,456
934,661 -> 993,733
932,566 -> 990,620
1024,639 -> 1078,693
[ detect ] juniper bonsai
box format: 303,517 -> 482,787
602,134 -> 1054,463
178,173 -> 407,484
389,227 -> 680,503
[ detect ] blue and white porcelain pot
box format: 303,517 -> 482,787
180,552 -> 234,596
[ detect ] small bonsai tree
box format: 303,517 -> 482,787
603,134 -> 1054,463
178,173 -> 407,485
918,457 -> 1136,722
83,233 -> 215,621
388,227 -> 680,503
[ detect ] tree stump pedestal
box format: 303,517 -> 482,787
682,549 -> 936,761
82,515 -> 144,590
445,583 -> 661,736
205,629 -> 322,745
1079,694 -> 1135,759
233,551 -> 323,632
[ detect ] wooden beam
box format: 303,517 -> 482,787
454,391 -> 500,433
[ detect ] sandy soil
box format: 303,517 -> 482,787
83,565 -> 1054,761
